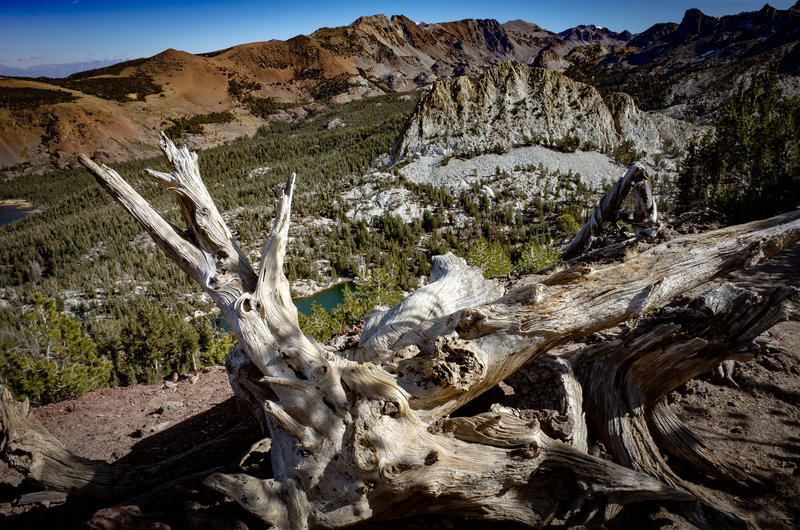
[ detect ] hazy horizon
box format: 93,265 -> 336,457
1,0 -> 797,77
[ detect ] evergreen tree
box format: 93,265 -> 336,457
118,300 -> 199,384
516,243 -> 561,274
677,68 -> 800,222
465,238 -> 513,278
0,293 -> 111,404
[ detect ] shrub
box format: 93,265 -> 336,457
611,139 -> 645,166
0,293 -> 111,404
227,78 -> 262,99
516,244 -> 561,274
196,319 -> 237,368
45,74 -> 162,102
298,267 -> 404,342
556,214 -> 581,239
244,96 -> 294,118
0,86 -> 77,111
165,111 -> 235,137
300,301 -> 345,342
465,238 -> 513,278
313,75 -> 352,101
581,140 -> 599,152
115,300 -> 200,384
552,135 -> 580,153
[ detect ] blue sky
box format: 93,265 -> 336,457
1,1 -> 796,67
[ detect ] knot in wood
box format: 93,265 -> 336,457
214,248 -> 232,269
242,297 -> 253,313
349,420 -> 378,472
356,480 -> 376,495
381,401 -> 399,416
424,451 -> 439,466
380,461 -> 413,481
455,309 -> 488,339
507,444 -> 540,461
431,337 -> 484,391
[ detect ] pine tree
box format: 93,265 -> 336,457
0,293 -> 111,404
677,68 -> 800,221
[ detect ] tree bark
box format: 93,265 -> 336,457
2,135 -> 798,529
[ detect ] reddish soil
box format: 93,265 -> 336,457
1,245 -> 798,529
1,366 -> 236,484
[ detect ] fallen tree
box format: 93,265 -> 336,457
2,133 -> 799,529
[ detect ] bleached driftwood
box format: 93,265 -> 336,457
2,134 -> 799,529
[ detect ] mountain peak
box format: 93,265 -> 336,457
559,25 -> 633,45
351,14 -> 391,28
390,14 -> 414,24
502,19 -> 545,33
757,3 -> 778,19
678,8 -> 717,32
2,4 -> 797,169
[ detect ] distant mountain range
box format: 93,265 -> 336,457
0,59 -> 129,79
562,3 -> 800,114
1,2 -> 799,169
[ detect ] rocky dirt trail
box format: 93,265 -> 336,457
1,245 -> 798,529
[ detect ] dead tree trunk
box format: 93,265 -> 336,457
2,134 -> 799,529
562,163 -> 660,259
630,177 -> 659,238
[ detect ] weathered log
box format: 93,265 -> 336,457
17,490 -> 67,507
72,142 -> 800,527
570,282 -> 795,527
2,136 -> 798,529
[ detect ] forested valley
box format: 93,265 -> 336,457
1,67 -> 798,406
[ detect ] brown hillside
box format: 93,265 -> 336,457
1,4 -> 799,170
0,15 -> 562,170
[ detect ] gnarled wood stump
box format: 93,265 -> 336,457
2,134 -> 799,529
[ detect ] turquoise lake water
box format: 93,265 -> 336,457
292,282 -> 351,316
208,282 -> 352,331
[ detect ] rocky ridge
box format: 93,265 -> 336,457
562,2 -> 800,119
391,61 -> 698,164
558,25 -> 633,48
0,15 -> 564,169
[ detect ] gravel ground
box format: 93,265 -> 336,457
399,146 -> 636,192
